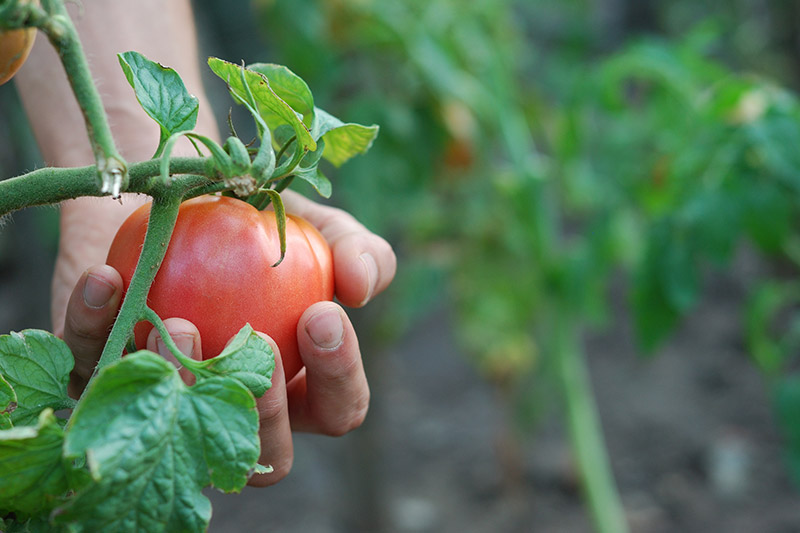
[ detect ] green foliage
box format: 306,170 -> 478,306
0,410 -> 69,517
57,353 -> 260,531
118,51 -> 199,158
0,327 -> 274,532
253,0 -> 800,508
774,377 -> 800,486
0,3 -> 379,526
0,330 -> 74,426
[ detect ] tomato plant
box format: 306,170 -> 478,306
0,0 -> 378,530
107,195 -> 334,380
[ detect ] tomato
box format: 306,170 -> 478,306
106,195 -> 334,380
0,22 -> 36,85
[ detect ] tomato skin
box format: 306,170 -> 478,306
0,25 -> 36,85
106,195 -> 334,380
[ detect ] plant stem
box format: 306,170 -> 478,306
36,0 -> 128,197
88,192 -> 183,389
0,157 -> 212,216
556,316 -> 629,533
142,307 -> 195,369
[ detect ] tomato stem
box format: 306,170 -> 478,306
143,307 -> 199,370
0,157 -> 213,216
555,316 -> 629,533
87,192 -> 183,394
35,0 -> 128,197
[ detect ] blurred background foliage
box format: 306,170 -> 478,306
218,0 -> 800,496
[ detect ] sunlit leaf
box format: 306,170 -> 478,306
118,51 -> 199,157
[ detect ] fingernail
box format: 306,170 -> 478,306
156,334 -> 194,368
83,274 -> 115,309
359,253 -> 378,306
305,307 -> 344,350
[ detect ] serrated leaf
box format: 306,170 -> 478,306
57,352 -> 260,532
0,409 -> 69,516
118,51 -> 199,157
311,107 -> 379,167
0,330 -> 73,426
248,63 -> 314,116
0,373 -> 15,429
193,324 -> 275,397
208,58 -> 316,153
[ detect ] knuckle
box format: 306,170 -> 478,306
318,387 -> 370,437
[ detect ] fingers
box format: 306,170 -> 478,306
247,334 -> 294,487
145,318 -> 202,385
146,327 -> 294,487
286,301 -> 370,435
63,265 -> 124,398
282,192 -> 397,307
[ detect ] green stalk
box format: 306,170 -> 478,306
89,192 -> 183,385
36,0 -> 128,197
0,157 -> 212,216
556,315 -> 629,533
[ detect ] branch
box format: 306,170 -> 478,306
0,157 -> 214,216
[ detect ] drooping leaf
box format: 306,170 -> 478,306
208,58 -> 316,153
248,63 -> 314,117
311,107 -> 379,167
0,330 -> 74,426
118,51 -> 199,157
57,352 -> 261,532
0,409 -> 69,517
192,324 -> 275,397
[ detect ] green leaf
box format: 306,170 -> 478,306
248,63 -> 314,116
311,107 -> 379,167
118,51 -> 199,157
0,409 -> 69,517
208,58 -> 316,153
57,352 -> 260,532
294,138 -> 332,197
774,376 -> 800,488
192,324 -> 275,397
745,282 -> 800,376
0,515 -> 54,533
0,373 -> 15,429
252,463 -> 273,475
0,330 -> 73,426
631,223 -> 696,352
747,113 -> 800,192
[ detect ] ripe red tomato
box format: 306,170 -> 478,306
106,195 -> 334,380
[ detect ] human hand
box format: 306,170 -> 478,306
60,195 -> 396,486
